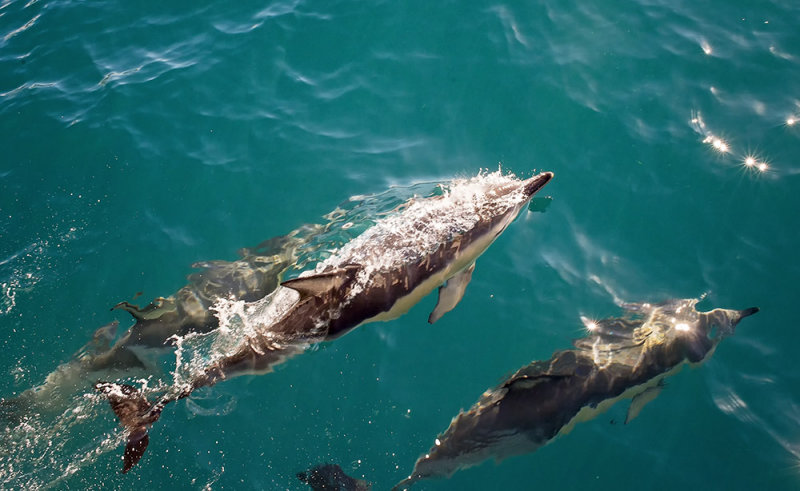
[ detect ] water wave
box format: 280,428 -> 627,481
709,364 -> 800,469
0,390 -> 124,489
0,229 -> 77,316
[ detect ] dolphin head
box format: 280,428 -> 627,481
659,302 -> 759,363
465,171 -> 553,232
615,299 -> 759,365
481,171 -> 553,204
700,306 -> 759,340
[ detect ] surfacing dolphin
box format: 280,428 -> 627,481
96,170 -> 554,472
393,298 -> 758,489
1,225 -> 322,418
297,463 -> 371,491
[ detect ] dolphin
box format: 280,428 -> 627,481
96,223 -> 325,369
297,463 -> 371,490
0,224 -> 323,418
95,170 -> 554,473
393,298 -> 758,489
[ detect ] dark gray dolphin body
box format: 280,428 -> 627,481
393,298 -> 758,489
297,463 -> 371,490
1,225 -> 322,418
96,171 -> 554,473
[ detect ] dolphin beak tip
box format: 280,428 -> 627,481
742,306 -> 759,317
523,171 -> 554,196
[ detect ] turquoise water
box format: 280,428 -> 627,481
2,0 -> 799,488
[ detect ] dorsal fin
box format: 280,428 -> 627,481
111,301 -> 146,321
280,265 -> 361,298
111,297 -> 176,321
505,374 -> 561,391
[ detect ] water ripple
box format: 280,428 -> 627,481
90,34 -> 208,89
2,12 -> 39,42
0,0 -> 798,486
710,366 -> 800,465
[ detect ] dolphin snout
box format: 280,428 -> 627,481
523,171 -> 554,198
738,306 -> 759,320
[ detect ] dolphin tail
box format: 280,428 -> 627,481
95,382 -> 165,473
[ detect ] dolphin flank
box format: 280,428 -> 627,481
97,170 -> 554,472
393,298 -> 758,489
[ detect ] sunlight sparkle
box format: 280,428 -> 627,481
581,316 -> 598,332
743,154 -> 769,173
712,138 -> 729,153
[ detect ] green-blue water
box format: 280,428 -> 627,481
2,0 -> 799,489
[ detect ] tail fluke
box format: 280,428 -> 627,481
95,382 -> 163,473
123,428 -> 150,473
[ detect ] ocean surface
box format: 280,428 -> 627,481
1,0 -> 799,489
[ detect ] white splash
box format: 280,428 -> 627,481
321,170 -> 528,288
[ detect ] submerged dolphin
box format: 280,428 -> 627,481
297,463 -> 371,490
1,225 -> 323,418
393,298 -> 758,489
97,224 -> 325,368
96,170 -> 554,472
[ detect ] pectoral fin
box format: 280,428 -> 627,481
428,263 -> 475,324
625,380 -> 664,424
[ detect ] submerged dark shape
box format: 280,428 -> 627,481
96,171 -> 554,472
101,224 -> 324,365
393,298 -> 759,489
297,463 -> 371,491
1,225 -> 323,418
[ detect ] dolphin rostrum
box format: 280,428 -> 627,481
393,298 -> 758,489
96,170 -> 554,472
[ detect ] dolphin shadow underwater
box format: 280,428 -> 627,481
94,170 -> 554,472
0,224 -> 326,418
393,298 -> 759,489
